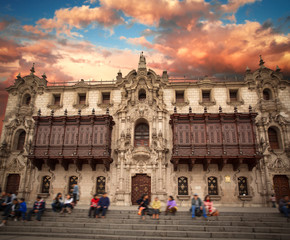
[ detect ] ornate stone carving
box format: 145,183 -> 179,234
6,157 -> 25,172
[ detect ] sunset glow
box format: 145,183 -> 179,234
0,0 -> 289,133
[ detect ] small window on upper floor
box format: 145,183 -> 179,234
268,127 -> 281,150
102,92 -> 110,104
16,130 -> 26,151
53,94 -> 61,106
78,93 -> 86,105
138,89 -> 146,101
176,91 -> 185,103
230,90 -> 238,102
202,90 -> 211,102
263,88 -> 272,100
22,94 -> 31,106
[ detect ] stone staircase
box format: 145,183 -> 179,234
1,209 -> 290,240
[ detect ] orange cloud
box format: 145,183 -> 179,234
129,19 -> 290,75
37,5 -> 124,35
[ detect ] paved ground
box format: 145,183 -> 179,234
0,237 -> 68,240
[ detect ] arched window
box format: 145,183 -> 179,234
22,94 -> 31,106
41,176 -> 51,193
178,176 -> 188,195
68,176 -> 78,194
238,177 -> 248,195
96,176 -> 106,194
268,127 -> 280,150
263,88 -> 272,100
134,123 -> 149,147
138,89 -> 146,101
16,130 -> 26,151
208,176 -> 218,195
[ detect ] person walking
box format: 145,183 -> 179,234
270,194 -> 276,208
72,184 -> 79,206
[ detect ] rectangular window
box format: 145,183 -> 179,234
53,94 -> 61,106
102,92 -> 110,104
202,90 -> 211,102
176,91 -> 184,103
230,90 -> 238,102
79,93 -> 86,105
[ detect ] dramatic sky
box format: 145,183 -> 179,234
0,0 -> 289,134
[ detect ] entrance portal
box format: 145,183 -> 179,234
273,175 -> 290,202
131,174 -> 151,205
6,174 -> 20,194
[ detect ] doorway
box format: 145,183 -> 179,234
6,174 -> 20,194
273,175 -> 290,202
131,174 -> 151,205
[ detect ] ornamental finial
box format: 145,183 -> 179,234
30,63 -> 35,74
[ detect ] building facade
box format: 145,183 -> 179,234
0,54 -> 290,206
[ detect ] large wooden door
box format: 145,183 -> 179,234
6,174 -> 20,194
273,175 -> 290,202
131,174 -> 151,205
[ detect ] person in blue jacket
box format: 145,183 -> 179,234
95,192 -> 110,218
16,198 -> 27,221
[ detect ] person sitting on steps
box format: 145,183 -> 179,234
95,192 -> 110,219
165,196 -> 177,215
151,196 -> 161,220
279,195 -> 290,218
0,198 -> 19,227
15,198 -> 27,221
51,193 -> 63,212
27,196 -> 45,221
88,194 -> 99,218
191,193 -> 207,220
203,195 -> 219,216
137,194 -> 149,220
60,194 -> 74,214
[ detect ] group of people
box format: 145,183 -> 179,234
1,188 -> 289,226
52,191 -> 110,219
0,192 -> 46,226
136,193 -> 219,220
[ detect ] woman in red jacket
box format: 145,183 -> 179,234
88,194 -> 99,218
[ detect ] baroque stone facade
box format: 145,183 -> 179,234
0,54 -> 290,206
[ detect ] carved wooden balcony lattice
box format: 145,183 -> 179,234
28,114 -> 115,171
170,112 -> 262,171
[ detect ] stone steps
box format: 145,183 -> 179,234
4,217 -> 290,228
0,210 -> 289,239
2,222 -> 290,233
0,232 -> 253,240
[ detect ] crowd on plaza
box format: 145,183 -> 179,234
0,183 -> 290,226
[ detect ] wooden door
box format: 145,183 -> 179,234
131,174 -> 151,205
273,175 -> 290,202
6,174 -> 20,194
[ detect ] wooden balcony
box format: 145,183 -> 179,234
170,111 -> 262,171
28,113 -> 115,171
